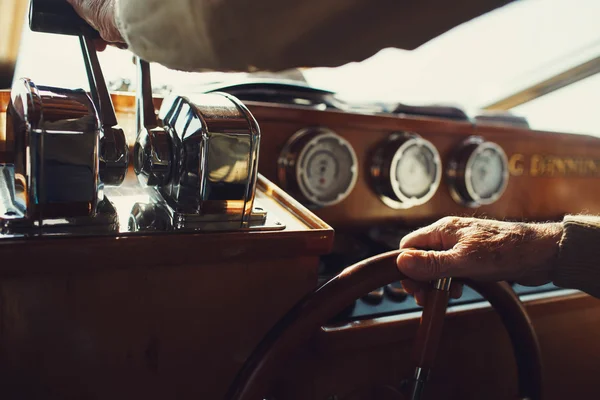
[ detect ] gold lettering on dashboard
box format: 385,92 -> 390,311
508,154 -> 524,176
509,153 -> 600,177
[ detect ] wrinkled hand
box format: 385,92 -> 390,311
396,217 -> 563,305
66,0 -> 125,50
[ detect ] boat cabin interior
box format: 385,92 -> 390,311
1,0 -> 600,399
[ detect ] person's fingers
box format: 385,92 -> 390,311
399,224 -> 443,250
112,42 -> 129,50
67,0 -> 125,43
94,39 -> 107,52
414,289 -> 426,306
397,249 -> 458,281
399,280 -> 416,296
450,282 -> 463,299
400,279 -> 426,296
399,217 -> 461,251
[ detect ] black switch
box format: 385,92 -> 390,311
385,281 -> 408,302
363,287 -> 384,304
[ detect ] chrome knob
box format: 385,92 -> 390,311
99,126 -> 129,185
128,202 -> 172,232
134,126 -> 173,187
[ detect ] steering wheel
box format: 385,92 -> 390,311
227,250 -> 543,400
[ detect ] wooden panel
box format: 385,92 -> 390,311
0,0 -> 27,88
0,256 -> 320,400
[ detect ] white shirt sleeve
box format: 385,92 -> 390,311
114,0 -> 508,72
115,0 -> 219,71
114,0 -> 408,72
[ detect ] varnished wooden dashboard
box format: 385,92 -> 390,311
248,102 -> 600,229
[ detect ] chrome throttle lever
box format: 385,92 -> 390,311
30,0 -> 128,186
133,58 -> 172,187
79,37 -> 128,185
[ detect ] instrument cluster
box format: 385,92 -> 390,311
277,127 -> 509,211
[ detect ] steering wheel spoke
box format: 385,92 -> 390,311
410,278 -> 452,399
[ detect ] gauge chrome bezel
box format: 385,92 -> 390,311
465,141 -> 509,205
371,133 -> 442,210
447,136 -> 509,207
278,127 -> 358,207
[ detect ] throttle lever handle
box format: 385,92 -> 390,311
29,0 -> 100,38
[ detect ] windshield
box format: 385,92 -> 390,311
13,0 -> 600,134
306,0 -> 600,107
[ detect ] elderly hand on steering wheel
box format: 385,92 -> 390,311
396,217 -> 563,305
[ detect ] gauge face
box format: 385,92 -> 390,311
296,131 -> 358,206
465,143 -> 508,204
390,137 -> 441,206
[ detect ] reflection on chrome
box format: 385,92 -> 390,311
132,59 -> 270,232
1,79 -> 122,235
0,47 -> 283,236
0,35 -> 129,236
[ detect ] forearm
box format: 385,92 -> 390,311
552,215 -> 600,298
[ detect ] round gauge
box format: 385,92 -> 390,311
371,133 -> 441,209
447,136 -> 509,207
278,128 -> 358,207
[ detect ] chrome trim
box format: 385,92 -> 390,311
1,33 -> 127,232
465,141 -> 509,205
134,87 -> 262,230
278,127 -> 358,207
80,36 -> 128,186
410,366 -> 429,400
220,92 -> 261,226
434,277 -> 452,291
132,60 -> 264,231
8,78 -> 101,219
0,164 -> 25,220
128,196 -> 282,233
447,136 -> 509,208
298,129 -> 357,207
413,366 -> 429,381
134,58 -> 172,187
134,126 -> 173,187
371,133 -> 441,210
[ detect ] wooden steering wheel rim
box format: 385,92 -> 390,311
226,250 -> 543,400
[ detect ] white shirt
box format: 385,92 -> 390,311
114,0 -> 508,71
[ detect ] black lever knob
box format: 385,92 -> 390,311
29,0 -> 100,38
